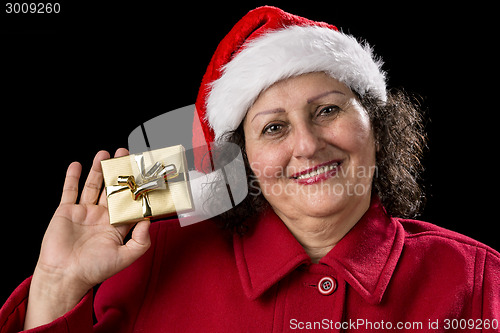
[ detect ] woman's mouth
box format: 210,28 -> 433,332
290,160 -> 343,184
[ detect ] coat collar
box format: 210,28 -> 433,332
233,196 -> 405,304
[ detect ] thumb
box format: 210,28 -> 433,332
117,220 -> 151,268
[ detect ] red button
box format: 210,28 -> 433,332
318,276 -> 337,295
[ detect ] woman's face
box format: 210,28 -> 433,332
243,72 -> 376,220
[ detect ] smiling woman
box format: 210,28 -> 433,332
216,74 -> 426,238
240,73 -> 377,261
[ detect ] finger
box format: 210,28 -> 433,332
98,148 -> 129,207
114,147 -> 129,157
80,150 -> 110,205
128,220 -> 151,248
117,220 -> 151,268
60,162 -> 82,205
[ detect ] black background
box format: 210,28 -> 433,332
1,1 -> 498,304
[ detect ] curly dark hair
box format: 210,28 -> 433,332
361,89 -> 427,217
211,88 -> 427,234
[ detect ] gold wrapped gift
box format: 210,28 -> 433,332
101,145 -> 193,225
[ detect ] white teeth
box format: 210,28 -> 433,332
295,163 -> 339,180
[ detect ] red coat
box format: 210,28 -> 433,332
1,197 -> 499,332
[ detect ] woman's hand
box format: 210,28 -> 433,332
24,149 -> 151,330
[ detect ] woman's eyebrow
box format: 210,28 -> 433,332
251,90 -> 344,123
251,108 -> 285,123
307,90 -> 345,104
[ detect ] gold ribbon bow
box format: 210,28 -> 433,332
106,155 -> 179,218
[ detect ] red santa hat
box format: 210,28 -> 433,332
192,6 -> 386,171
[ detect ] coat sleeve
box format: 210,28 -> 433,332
482,250 -> 500,330
0,277 -> 94,333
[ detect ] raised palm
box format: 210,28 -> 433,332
35,149 -> 151,294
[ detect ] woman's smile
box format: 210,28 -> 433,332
289,159 -> 343,184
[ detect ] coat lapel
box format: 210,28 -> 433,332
233,197 -> 404,304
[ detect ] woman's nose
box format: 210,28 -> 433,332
291,123 -> 325,159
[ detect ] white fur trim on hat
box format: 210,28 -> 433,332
206,25 -> 387,141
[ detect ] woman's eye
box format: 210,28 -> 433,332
262,123 -> 283,135
318,105 -> 340,117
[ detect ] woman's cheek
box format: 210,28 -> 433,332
329,116 -> 375,168
248,146 -> 289,183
